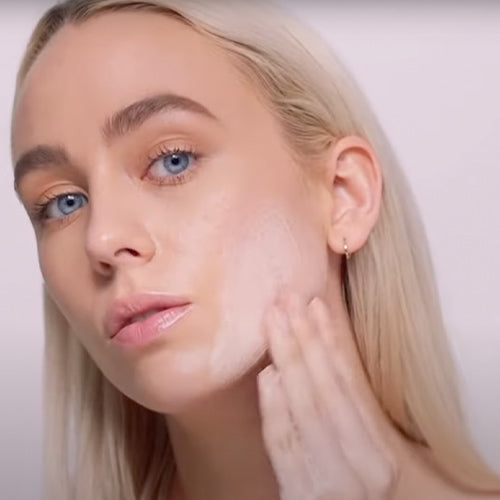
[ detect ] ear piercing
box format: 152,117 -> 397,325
343,237 -> 350,260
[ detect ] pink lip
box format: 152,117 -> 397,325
105,292 -> 192,345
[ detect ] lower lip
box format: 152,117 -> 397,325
111,304 -> 192,347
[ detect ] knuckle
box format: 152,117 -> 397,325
373,460 -> 400,493
275,428 -> 299,454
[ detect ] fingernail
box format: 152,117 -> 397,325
259,365 -> 277,388
309,296 -> 321,309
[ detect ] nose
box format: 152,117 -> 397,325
85,182 -> 156,276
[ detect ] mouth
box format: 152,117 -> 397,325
124,308 -> 166,327
105,293 -> 192,339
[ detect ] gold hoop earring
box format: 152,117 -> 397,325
343,237 -> 350,260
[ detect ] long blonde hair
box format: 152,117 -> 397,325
11,0 -> 500,498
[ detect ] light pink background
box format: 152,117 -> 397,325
1,2 -> 499,498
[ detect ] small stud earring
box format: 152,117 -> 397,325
343,237 -> 351,260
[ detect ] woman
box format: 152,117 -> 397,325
10,0 -> 500,498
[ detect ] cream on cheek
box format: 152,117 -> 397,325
208,202 -> 328,384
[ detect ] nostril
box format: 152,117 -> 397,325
87,235 -> 156,271
98,261 -> 113,274
91,261 -> 114,283
114,247 -> 141,258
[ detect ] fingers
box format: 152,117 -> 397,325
264,299 -> 352,471
262,294 -> 367,498
310,296 -> 400,476
257,364 -> 313,500
262,288 -> 399,498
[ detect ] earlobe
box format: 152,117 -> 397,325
322,135 -> 383,258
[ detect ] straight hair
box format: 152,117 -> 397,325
11,0 -> 500,498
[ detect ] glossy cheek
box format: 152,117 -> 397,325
207,201 -> 328,384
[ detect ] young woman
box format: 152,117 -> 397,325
10,0 -> 500,498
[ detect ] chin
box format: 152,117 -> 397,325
111,337 -> 265,415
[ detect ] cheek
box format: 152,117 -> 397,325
38,238 -> 74,316
37,234 -> 96,340
208,202 -> 328,382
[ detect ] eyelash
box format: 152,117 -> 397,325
145,144 -> 201,185
29,144 -> 202,225
30,192 -> 81,227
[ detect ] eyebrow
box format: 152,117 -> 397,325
102,93 -> 218,142
13,145 -> 71,195
13,93 -> 219,194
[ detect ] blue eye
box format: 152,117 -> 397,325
33,192 -> 88,222
148,147 -> 197,182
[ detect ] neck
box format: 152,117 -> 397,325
163,376 -> 478,500
164,359 -> 281,500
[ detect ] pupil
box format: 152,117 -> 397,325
164,153 -> 189,174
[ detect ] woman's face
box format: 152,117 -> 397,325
12,12 -> 330,413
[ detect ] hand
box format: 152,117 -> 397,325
257,288 -> 400,500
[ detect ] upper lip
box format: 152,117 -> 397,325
105,293 -> 192,338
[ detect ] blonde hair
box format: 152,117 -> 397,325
12,0 -> 500,498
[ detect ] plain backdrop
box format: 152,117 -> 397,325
1,2 -> 499,498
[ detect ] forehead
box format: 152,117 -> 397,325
11,11 -> 265,159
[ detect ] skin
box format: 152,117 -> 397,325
11,11 -> 497,500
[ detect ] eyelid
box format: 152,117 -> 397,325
143,141 -> 203,185
146,137 -> 200,162
28,190 -> 87,227
28,140 -> 204,226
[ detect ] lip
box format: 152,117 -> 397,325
105,293 -> 192,341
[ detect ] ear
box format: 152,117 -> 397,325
319,135 -> 383,258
